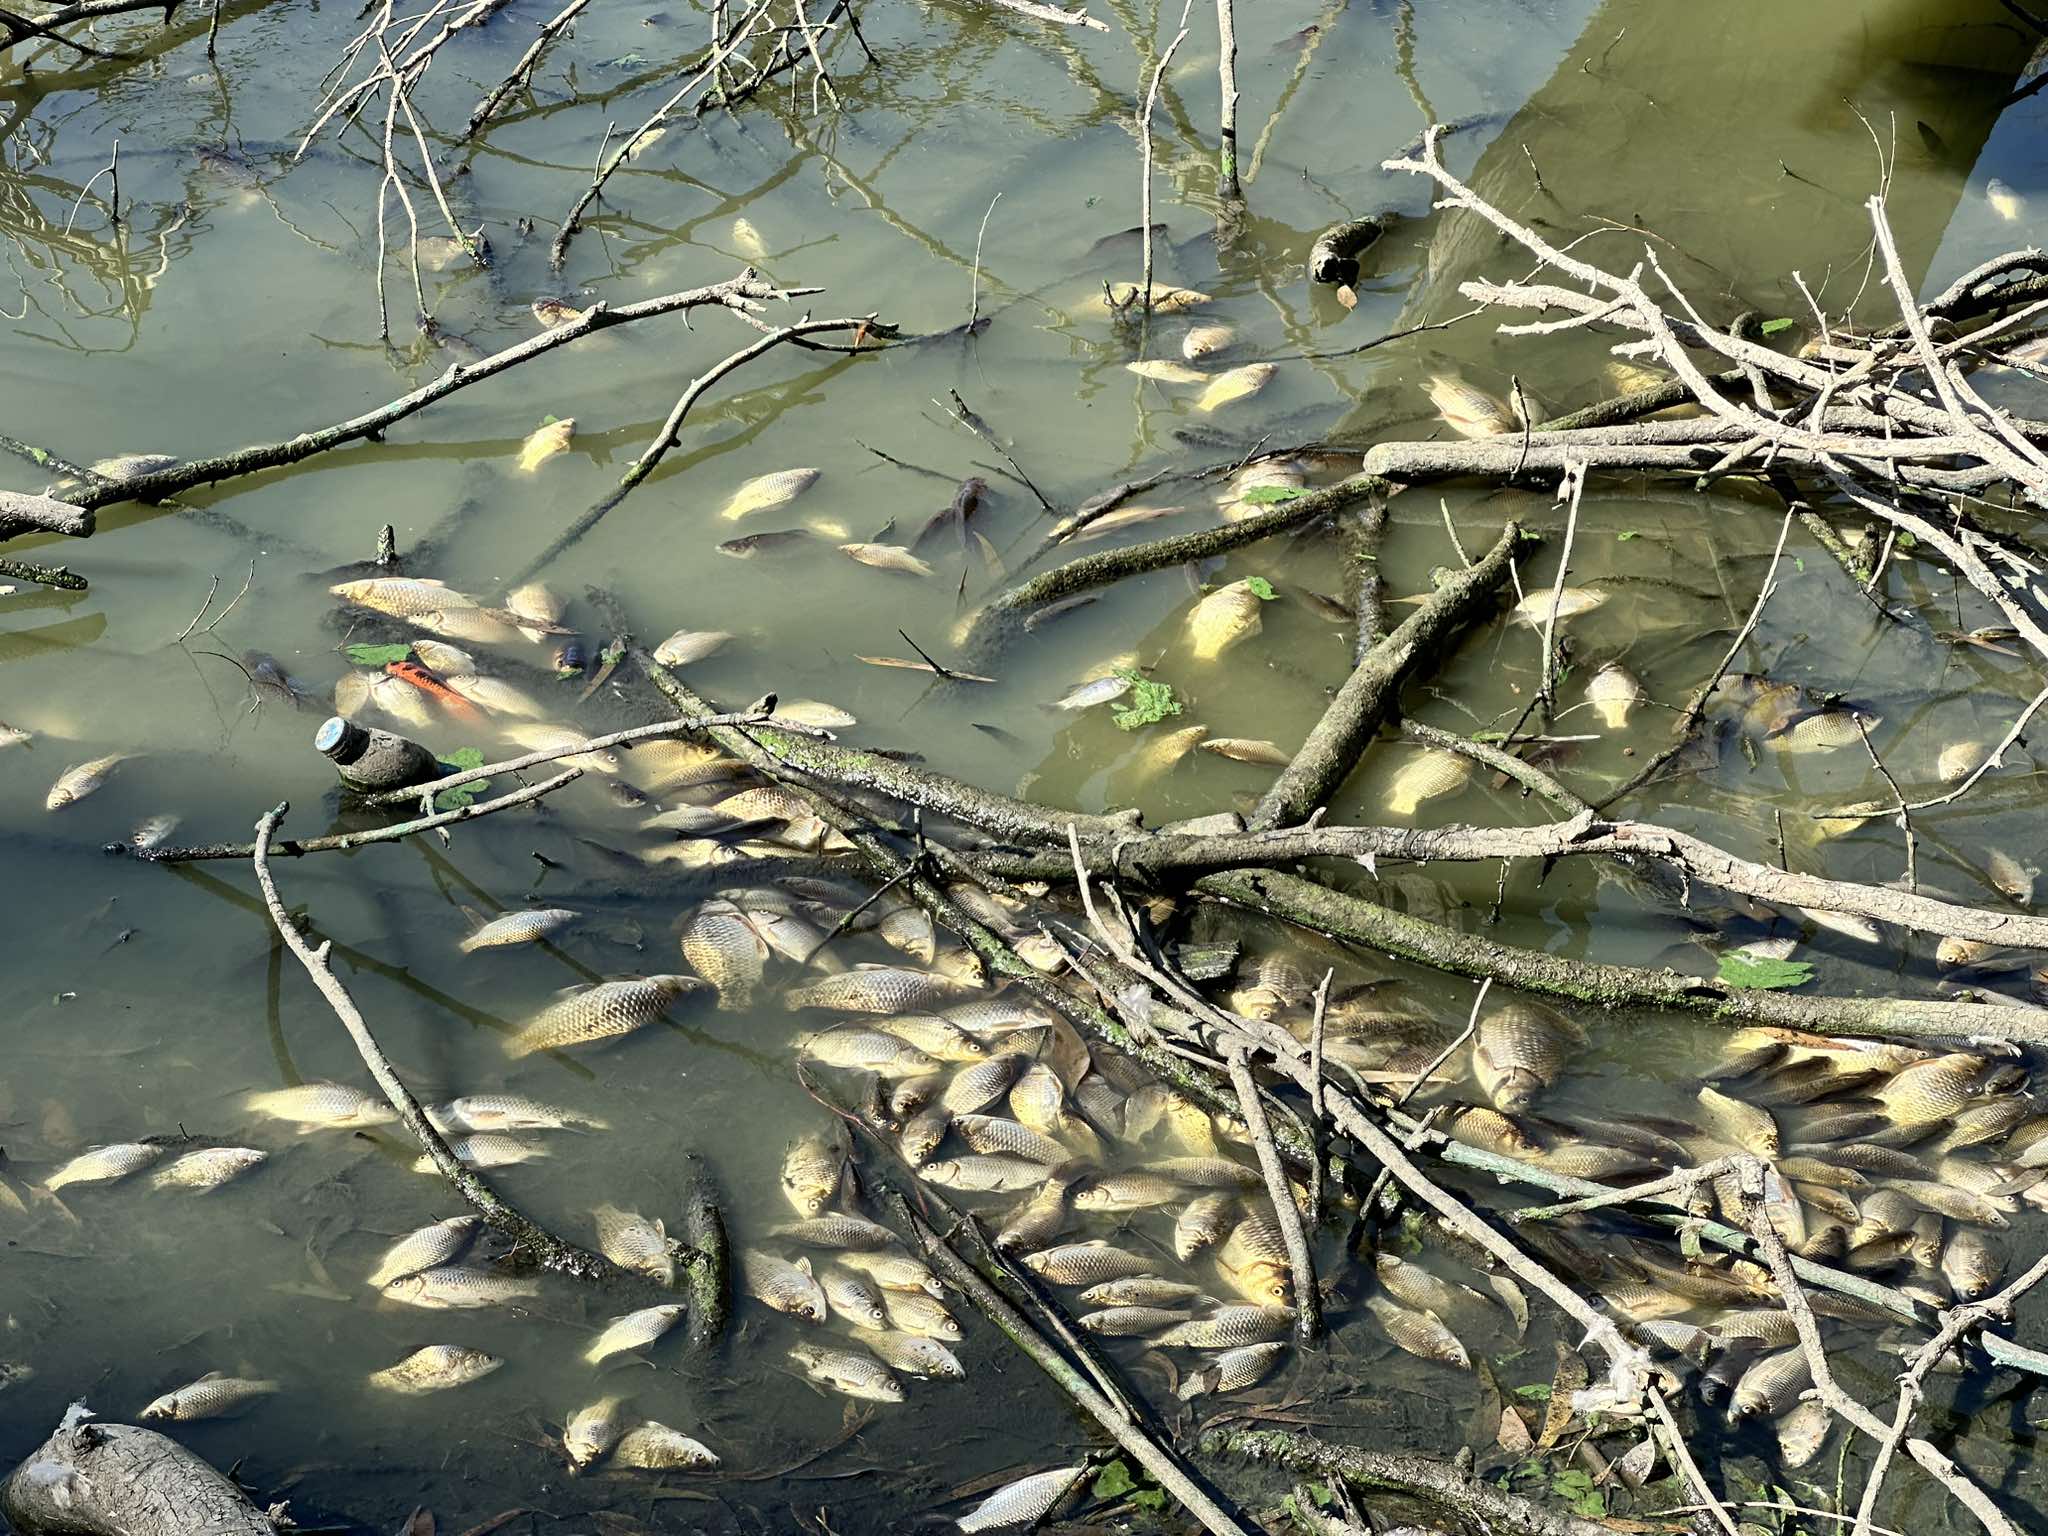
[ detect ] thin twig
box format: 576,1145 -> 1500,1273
1224,1045 -> 1320,1344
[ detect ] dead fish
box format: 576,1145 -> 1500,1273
564,1393 -> 628,1470
331,577 -> 479,619
1697,1085 -> 1781,1156
1585,662 -> 1642,728
415,1134 -> 549,1172
1729,1348 -> 1811,1421
460,907 -> 577,952
835,1249 -> 945,1296
860,1329 -> 964,1379
517,418 -> 575,473
1098,282 -> 1209,314
780,1135 -> 843,1217
128,814 -> 181,851
1182,323 -> 1235,360
956,1466 -> 1086,1533
1366,1293 -> 1471,1368
148,1147 -> 267,1192
1473,1001 -> 1584,1113
1025,1240 -> 1154,1287
140,1372 -> 278,1421
531,296 -> 587,328
819,1267 -> 889,1328
1509,587 -> 1607,627
428,1096 -> 605,1133
1876,1053 -> 1985,1126
741,1249 -> 827,1321
505,975 -> 704,1056
585,1303 -> 688,1364
611,1422 -> 719,1470
678,901 -> 770,1007
1127,358 -> 1209,384
787,1341 -> 904,1402
732,216 -> 768,259
770,1214 -> 900,1251
1987,849 -> 2036,904
1079,1304 -> 1194,1335
925,1154 -> 1052,1193
652,629 -> 735,666
1771,708 -> 1877,754
1941,1229 -> 2003,1300
883,1289 -> 962,1340
1083,1276 -> 1206,1307
717,529 -> 821,559
500,725 -> 621,774
369,1345 -> 503,1394
46,753 -> 131,811
1188,579 -> 1266,659
1775,1398 -> 1833,1468
1987,179 -> 2025,222
383,1264 -> 540,1310
1153,1304 -> 1294,1348
46,1142 -> 164,1190
1196,363 -> 1277,412
1426,373 -> 1513,437
788,965 -> 978,1014
721,468 -> 819,522
840,542 -> 934,577
1385,747 -> 1472,816
366,1217 -> 482,1287
444,674 -> 547,719
877,1015 -> 988,1064
1049,673 -> 1133,711
954,1113 -> 1068,1164
594,1203 -> 674,1284
1201,737 -> 1291,766
1174,1191 -> 1239,1261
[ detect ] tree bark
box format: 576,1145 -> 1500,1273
2,1417 -> 275,1536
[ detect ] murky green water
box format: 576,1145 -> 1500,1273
5,0 -> 2048,1530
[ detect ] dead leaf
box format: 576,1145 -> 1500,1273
1535,1340 -> 1590,1449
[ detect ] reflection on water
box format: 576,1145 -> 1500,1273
4,0 -> 2048,1528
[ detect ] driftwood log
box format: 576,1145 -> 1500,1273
0,1414 -> 275,1536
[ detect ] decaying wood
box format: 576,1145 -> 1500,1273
1,1414 -> 275,1536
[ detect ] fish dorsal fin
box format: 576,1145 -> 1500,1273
795,1255 -> 814,1276
197,1369 -> 225,1382
458,904 -> 485,931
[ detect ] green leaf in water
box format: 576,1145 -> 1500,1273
432,746 -> 490,812
1715,951 -> 1815,990
1093,1460 -> 1137,1499
1759,317 -> 1797,336
1616,530 -> 1640,541
1551,1466 -> 1604,1517
1246,576 -> 1278,601
1112,672 -> 1183,732
1514,1382 -> 1552,1401
1132,1487 -> 1166,1512
1793,556 -> 1806,574
1240,484 -> 1306,505
344,642 -> 413,666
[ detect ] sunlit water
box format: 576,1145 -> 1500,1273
4,0 -> 2048,1529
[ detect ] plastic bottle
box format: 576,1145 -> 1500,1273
314,716 -> 442,793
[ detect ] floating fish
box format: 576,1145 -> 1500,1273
653,629 -> 735,666
46,1142 -> 163,1190
1385,748 -> 1472,816
957,1466 -> 1086,1533
839,542 -> 935,577
416,1134 -> 549,1172
612,1422 -> 719,1470
564,1394 -> 628,1469
1182,323 -> 1235,360
532,297 -> 587,329
1988,178 -> 2025,222
742,1249 -> 828,1321
585,1304 -> 687,1365
1097,283 -> 1210,314
1024,1240 -> 1154,1286
594,1203 -> 674,1284
1201,737 -> 1290,766
1509,587 -> 1607,627
383,1264 -> 540,1310
367,1216 -> 482,1287
1178,1340 -> 1288,1399
1585,662 -> 1642,728
140,1372 -> 278,1421
444,674 -> 546,719
722,468 -> 819,521
1188,579 -> 1265,660
861,1329 -> 964,1379
460,907 -> 578,951
505,975 -> 704,1056
718,528 -> 820,559
779,1135 -> 843,1218
427,1096 -> 605,1133
1153,1304 -> 1294,1348
368,1345 -> 503,1394
1473,1001 -> 1583,1114
1366,1293 -> 1471,1368
46,753 -> 130,811
332,577 -> 479,619
148,1147 -> 266,1192
787,1341 -> 903,1402
732,216 -> 768,260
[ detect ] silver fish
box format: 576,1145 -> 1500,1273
1153,1305 -> 1294,1348
585,1304 -> 687,1364
505,975 -> 704,1056
860,1329 -> 964,1379
652,629 -> 736,667
773,1214 -> 900,1251
821,1267 -> 890,1328
1024,1241 -> 1155,1287
368,1345 -> 502,1394
883,1289 -> 963,1340
564,1393 -> 627,1469
148,1147 -> 266,1192
594,1203 -> 674,1284
787,1341 -> 903,1402
780,1135 -> 844,1217
787,965 -> 981,1014
611,1422 -> 720,1470
460,907 -> 578,951
956,1466 -> 1086,1532
367,1216 -> 481,1287
383,1264 -> 539,1310
140,1372 -> 278,1421
414,1134 -> 548,1172
46,753 -> 131,811
427,1096 -> 606,1133
46,1142 -> 163,1190
741,1248 -> 827,1321
1177,1340 -> 1288,1399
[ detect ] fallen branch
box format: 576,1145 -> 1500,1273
1224,1045 -> 1319,1342
2,1414 -> 275,1536
251,802 -> 615,1279
1249,519 -> 1528,829
462,0 -> 591,138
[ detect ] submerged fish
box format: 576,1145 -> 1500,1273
1182,323 -> 1235,360
721,468 -> 819,521
1200,736 -> 1291,766
564,1394 -> 628,1469
415,1134 -> 550,1172
1188,580 -> 1265,660
1365,1293 -> 1470,1368
1178,1340 -> 1288,1399
1473,1001 -> 1583,1113
1127,358 -> 1209,384
839,542 -> 935,577
1196,363 -> 1276,412
505,975 -> 704,1057
1585,662 -> 1642,728
427,1096 -> 605,1133
384,1264 -> 539,1310
444,674 -> 547,719
331,577 -> 479,619
741,1248 -> 827,1321
1384,748 -> 1471,816
653,629 -> 735,667
368,1344 -> 503,1394
1509,588 -> 1607,627
787,965 -> 978,1014
780,1135 -> 843,1218
1426,373 -> 1513,437
140,1372 -> 278,1421
517,418 -> 575,473
1098,282 -> 1209,314
732,216 -> 769,260
594,1203 -> 674,1284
